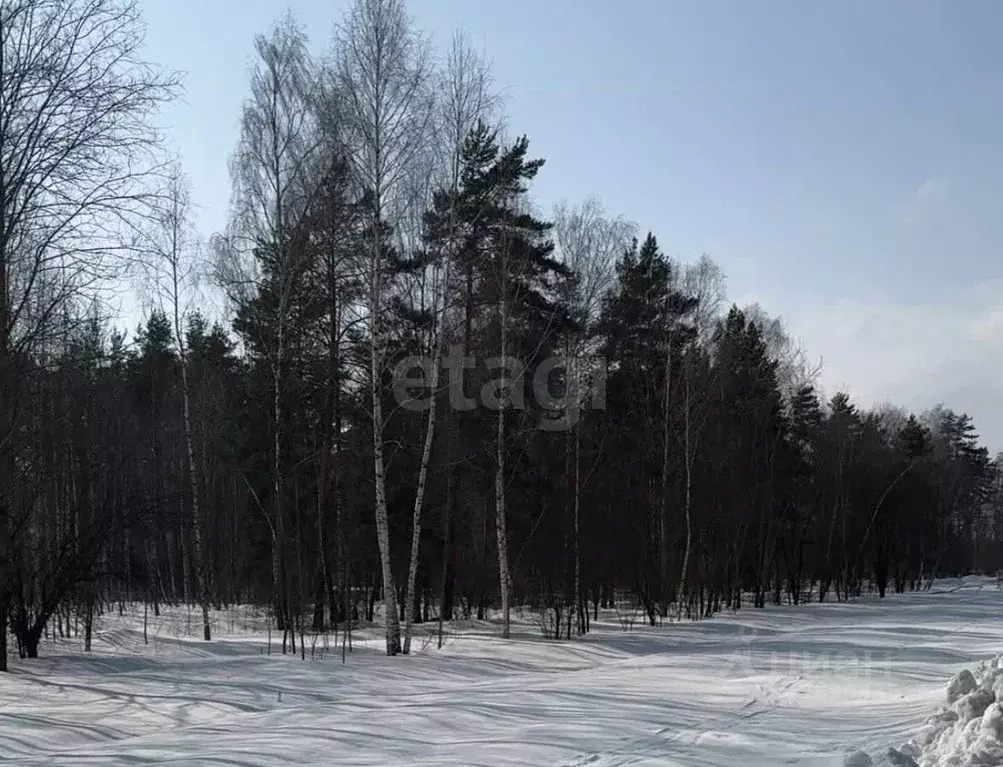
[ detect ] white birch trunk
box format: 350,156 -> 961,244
495,282 -> 512,639
180,359 -> 211,641
573,370 -> 582,634
403,259 -> 449,654
677,358 -> 693,621
272,345 -> 285,643
659,332 -> 672,618
165,176 -> 211,641
370,255 -> 401,655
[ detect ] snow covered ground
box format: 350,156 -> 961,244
1,578 -> 1002,766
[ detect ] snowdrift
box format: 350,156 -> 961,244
848,654 -> 1003,767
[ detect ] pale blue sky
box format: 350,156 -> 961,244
139,0 -> 1003,449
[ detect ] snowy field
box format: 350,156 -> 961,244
2,578 -> 1003,766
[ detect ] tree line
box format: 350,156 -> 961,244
1,0 -> 1001,669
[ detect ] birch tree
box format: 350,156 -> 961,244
142,168 -> 212,640
335,0 -> 432,656
553,199 -> 633,634
672,257 -> 722,617
304,87 -> 361,634
473,131 -> 561,640
402,32 -> 498,654
675,344 -> 710,618
495,234 -> 512,639
429,36 -> 503,642
219,13 -> 319,648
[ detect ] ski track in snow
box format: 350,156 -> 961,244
0,577 -> 1001,766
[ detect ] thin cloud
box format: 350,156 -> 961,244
916,178 -> 949,201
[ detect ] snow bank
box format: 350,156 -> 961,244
851,655 -> 1003,767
